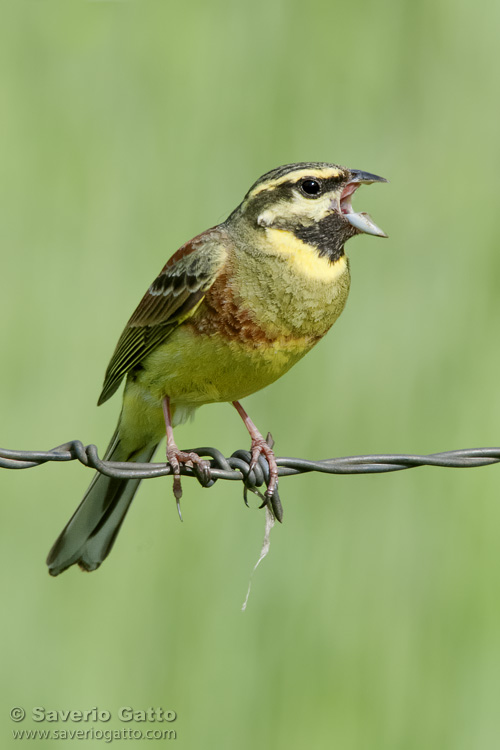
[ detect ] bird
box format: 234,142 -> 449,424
46,161 -> 387,576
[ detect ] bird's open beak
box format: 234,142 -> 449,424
340,169 -> 388,238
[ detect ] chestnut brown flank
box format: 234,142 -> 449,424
188,268 -> 322,347
187,269 -> 271,344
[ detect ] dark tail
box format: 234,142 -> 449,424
47,428 -> 158,576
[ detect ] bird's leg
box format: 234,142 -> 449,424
232,400 -> 279,499
162,396 -> 211,520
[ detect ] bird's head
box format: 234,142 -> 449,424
231,162 -> 387,262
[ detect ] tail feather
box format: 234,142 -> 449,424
46,429 -> 158,576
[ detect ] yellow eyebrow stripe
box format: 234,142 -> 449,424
248,167 -> 344,198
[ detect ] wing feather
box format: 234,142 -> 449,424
97,228 -> 228,405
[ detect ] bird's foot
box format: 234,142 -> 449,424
232,401 -> 282,520
247,435 -> 283,522
248,433 -> 279,499
166,446 -> 211,520
162,395 -> 211,520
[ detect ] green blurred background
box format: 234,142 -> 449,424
2,1 -> 500,748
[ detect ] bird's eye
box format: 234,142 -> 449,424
300,179 -> 322,197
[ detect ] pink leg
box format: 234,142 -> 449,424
232,400 -> 279,499
162,396 -> 211,520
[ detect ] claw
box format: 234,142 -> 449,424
163,396 -> 212,518
175,489 -> 183,521
166,445 -> 211,518
248,437 -> 279,497
232,401 -> 282,520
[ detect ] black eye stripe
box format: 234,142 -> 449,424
297,173 -> 346,199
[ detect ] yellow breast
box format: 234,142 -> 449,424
121,231 -> 351,440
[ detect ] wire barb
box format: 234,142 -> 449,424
1,442 -> 500,488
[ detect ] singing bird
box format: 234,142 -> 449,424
47,162 -> 387,576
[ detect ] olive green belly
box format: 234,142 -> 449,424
118,328 -> 316,447
130,325 -> 316,405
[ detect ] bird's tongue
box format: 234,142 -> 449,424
340,181 -> 387,238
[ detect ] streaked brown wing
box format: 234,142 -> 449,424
97,228 -> 228,405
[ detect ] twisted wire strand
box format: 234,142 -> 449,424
1,442 -> 499,487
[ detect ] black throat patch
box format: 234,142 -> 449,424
293,212 -> 357,263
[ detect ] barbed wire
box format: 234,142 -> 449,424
2,440 -> 499,481
2,440 -> 499,522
